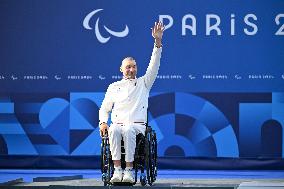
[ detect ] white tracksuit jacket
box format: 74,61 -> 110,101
99,45 -> 162,162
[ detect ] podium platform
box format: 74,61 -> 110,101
0,170 -> 283,189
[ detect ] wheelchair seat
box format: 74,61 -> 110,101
101,125 -> 157,186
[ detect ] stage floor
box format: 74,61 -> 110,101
0,170 -> 283,188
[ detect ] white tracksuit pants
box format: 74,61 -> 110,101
109,123 -> 146,162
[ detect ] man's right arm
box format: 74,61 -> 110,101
143,21 -> 165,90
99,85 -> 114,136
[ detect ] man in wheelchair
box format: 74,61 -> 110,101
99,21 -> 164,184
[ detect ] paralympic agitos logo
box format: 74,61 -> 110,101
83,9 -> 129,43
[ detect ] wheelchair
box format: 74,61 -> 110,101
100,124 -> 158,186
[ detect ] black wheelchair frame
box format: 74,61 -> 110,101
101,124 -> 158,186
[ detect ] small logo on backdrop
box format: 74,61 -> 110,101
188,75 -> 196,80
99,75 -> 106,80
83,9 -> 129,43
235,74 -> 242,80
11,75 -> 18,80
54,75 -> 61,80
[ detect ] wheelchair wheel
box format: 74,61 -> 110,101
145,129 -> 158,185
145,132 -> 153,185
101,135 -> 113,186
151,131 -> 158,182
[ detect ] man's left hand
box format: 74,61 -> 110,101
152,21 -> 165,47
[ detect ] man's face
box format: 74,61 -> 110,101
120,59 -> 137,79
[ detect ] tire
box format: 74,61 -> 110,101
151,132 -> 158,182
145,132 -> 153,185
101,137 -> 113,185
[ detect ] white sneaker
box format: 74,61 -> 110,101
110,169 -> 123,183
122,169 -> 134,183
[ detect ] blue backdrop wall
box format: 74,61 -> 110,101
0,0 -> 284,169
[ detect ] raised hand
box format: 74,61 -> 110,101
152,21 -> 165,40
152,21 -> 165,48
